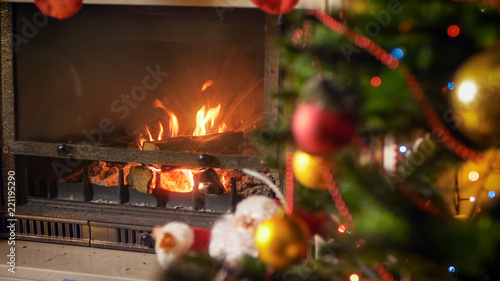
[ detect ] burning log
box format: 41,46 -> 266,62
126,166 -> 153,194
198,168 -> 225,195
142,131 -> 244,155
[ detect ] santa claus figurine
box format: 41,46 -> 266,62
152,222 -> 194,270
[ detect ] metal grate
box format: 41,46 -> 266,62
0,215 -> 90,246
0,215 -> 154,252
90,222 -> 154,253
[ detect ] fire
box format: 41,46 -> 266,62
160,169 -> 194,193
140,80 -> 227,148
153,99 -> 179,138
218,122 -> 228,133
201,80 -> 214,92
146,126 -> 153,141
144,166 -> 195,193
193,104 -> 222,136
158,122 -> 164,141
134,79 -> 231,192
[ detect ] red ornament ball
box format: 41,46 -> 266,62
250,0 -> 299,14
35,0 -> 83,20
292,102 -> 355,155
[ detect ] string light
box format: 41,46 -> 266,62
468,171 -> 480,182
371,77 -> 382,87
399,145 -> 408,153
391,48 -> 404,60
338,224 -> 346,233
447,82 -> 455,91
447,25 -> 460,37
285,151 -> 295,214
448,265 -> 456,273
349,274 -> 360,281
488,191 -> 496,199
307,9 -> 479,161
306,9 -> 399,70
470,196 -> 476,202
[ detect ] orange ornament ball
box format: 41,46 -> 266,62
292,150 -> 331,190
255,213 -> 311,269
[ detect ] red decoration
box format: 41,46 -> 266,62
34,0 -> 83,20
292,102 -> 355,155
293,210 -> 332,237
370,77 -> 382,87
189,227 -> 210,252
250,0 -> 299,14
307,9 -> 479,160
447,25 -> 460,37
285,151 -> 294,214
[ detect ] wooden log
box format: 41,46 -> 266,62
142,131 -> 244,155
126,166 -> 153,194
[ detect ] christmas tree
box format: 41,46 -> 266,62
152,1 -> 500,280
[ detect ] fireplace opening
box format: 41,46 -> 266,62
2,2 -> 279,252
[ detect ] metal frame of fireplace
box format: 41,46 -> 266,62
0,2 -> 280,253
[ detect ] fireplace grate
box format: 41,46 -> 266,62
89,221 -> 154,252
0,215 -> 155,252
0,215 -> 90,246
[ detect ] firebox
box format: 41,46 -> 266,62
0,1 -> 279,253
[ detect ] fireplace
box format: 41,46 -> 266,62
1,2 -> 279,253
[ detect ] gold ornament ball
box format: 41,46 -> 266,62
450,49 -> 500,147
292,150 -> 331,190
255,213 -> 311,269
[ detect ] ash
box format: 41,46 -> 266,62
237,172 -> 280,198
91,199 -> 119,204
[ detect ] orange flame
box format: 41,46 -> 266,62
159,169 -> 195,193
193,104 -> 221,136
146,126 -> 153,141
201,80 -> 214,92
218,122 -> 228,133
137,134 -> 147,149
158,122 -> 164,141
153,99 -> 179,138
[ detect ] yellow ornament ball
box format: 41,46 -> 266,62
449,49 -> 500,147
255,213 -> 311,269
293,150 -> 331,190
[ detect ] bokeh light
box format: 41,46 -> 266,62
371,77 -> 382,87
391,48 -> 404,60
470,196 -> 476,202
338,225 -> 346,233
447,25 -> 460,37
468,171 -> 480,182
399,145 -> 408,153
488,191 -> 496,199
457,81 -> 478,104
447,82 -> 454,91
448,266 -> 456,273
350,274 -> 360,281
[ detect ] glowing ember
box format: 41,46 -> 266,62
201,80 -> 214,92
160,169 -> 195,193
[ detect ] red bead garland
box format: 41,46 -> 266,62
306,9 -> 480,161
